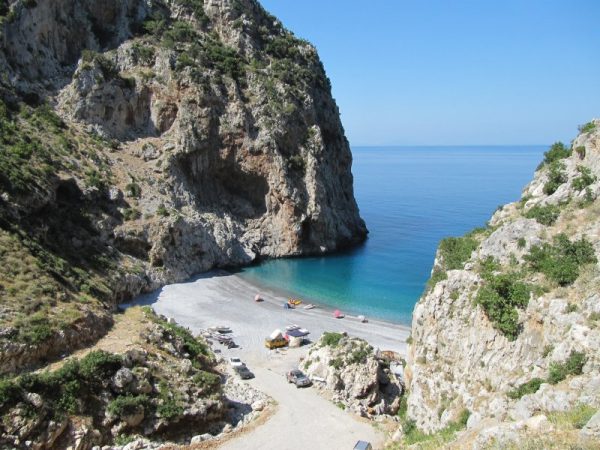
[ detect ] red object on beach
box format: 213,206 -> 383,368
254,294 -> 263,302
333,309 -> 343,318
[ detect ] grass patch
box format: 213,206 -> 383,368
401,409 -> 470,447
548,403 -> 596,429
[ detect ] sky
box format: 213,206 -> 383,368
260,0 -> 600,146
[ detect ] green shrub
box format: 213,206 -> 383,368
425,269 -> 448,291
125,182 -> 142,198
475,273 -> 530,340
85,169 -> 105,189
543,161 -> 567,195
329,357 -> 343,370
321,332 -> 344,347
153,316 -> 209,359
517,237 -> 527,249
525,234 -> 597,286
132,43 -> 155,65
157,381 -> 183,419
156,204 -> 169,217
507,378 -> 544,399
575,146 -> 586,159
193,370 -> 220,392
204,37 -> 244,79
77,351 -> 122,381
163,21 -> 197,46
288,154 -> 306,173
479,256 -> 501,277
541,142 -> 571,166
548,351 -> 587,384
176,52 -> 195,70
578,121 -> 597,134
18,317 -> 53,344
525,204 -> 561,225
122,208 -> 141,221
0,0 -> 9,17
108,395 -> 148,417
348,345 -> 371,365
438,236 -> 478,270
572,165 -> 597,191
176,0 -> 209,25
0,378 -> 19,408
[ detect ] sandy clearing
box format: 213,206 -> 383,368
125,271 -> 408,450
44,306 -> 146,372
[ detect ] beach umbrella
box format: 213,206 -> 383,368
254,294 -> 262,301
333,309 -> 341,318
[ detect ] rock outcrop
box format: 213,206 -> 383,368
303,332 -> 403,417
401,121 -> 600,448
0,0 -> 366,373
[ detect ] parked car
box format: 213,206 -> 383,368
235,366 -> 254,380
353,441 -> 373,450
286,369 -> 311,387
229,357 -> 245,368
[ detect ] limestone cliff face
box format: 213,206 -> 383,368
0,0 -> 365,372
403,121 -> 600,447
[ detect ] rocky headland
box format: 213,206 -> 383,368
0,0 -> 366,375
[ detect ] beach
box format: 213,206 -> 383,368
129,270 -> 410,358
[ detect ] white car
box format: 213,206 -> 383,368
229,357 -> 245,368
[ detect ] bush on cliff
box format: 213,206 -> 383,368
525,234 -> 597,286
475,272 -> 531,340
438,236 -> 478,270
540,142 -> 571,167
548,351 -> 587,384
507,378 -> 544,399
572,165 -> 597,191
543,161 -> 567,195
525,204 -> 561,226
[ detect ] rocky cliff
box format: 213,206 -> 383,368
401,121 -> 600,448
0,0 -> 366,373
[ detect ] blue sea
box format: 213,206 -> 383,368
237,146 -> 547,325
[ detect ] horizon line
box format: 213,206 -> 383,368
351,144 -> 550,148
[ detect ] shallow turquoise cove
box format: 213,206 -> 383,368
236,146 -> 546,324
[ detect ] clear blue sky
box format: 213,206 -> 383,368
260,0 -> 600,146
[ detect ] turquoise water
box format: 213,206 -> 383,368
237,146 -> 547,324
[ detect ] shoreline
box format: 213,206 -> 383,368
126,269 -> 410,356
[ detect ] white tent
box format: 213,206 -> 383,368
269,329 -> 284,340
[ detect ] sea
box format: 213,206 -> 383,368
236,146 -> 547,325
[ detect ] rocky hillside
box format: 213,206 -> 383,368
0,308 -> 228,449
302,332 -> 403,417
400,121 -> 600,448
0,0 -> 366,373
